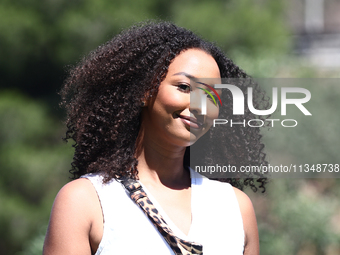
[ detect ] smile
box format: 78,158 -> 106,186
178,115 -> 203,129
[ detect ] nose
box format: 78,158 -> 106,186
190,89 -> 206,116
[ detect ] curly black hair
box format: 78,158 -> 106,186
60,21 -> 268,192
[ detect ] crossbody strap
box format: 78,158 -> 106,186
119,177 -> 203,255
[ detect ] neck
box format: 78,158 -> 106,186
135,127 -> 189,189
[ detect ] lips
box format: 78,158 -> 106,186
178,115 -> 203,129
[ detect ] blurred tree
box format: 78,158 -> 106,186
0,0 -> 290,110
247,79 -> 340,255
172,0 -> 289,56
261,79 -> 340,166
249,178 -> 340,255
0,91 -> 72,254
0,0 -> 163,108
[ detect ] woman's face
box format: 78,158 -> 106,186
142,48 -> 221,148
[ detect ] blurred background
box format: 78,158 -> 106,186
0,0 -> 339,254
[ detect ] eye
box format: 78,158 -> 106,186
197,87 -> 220,107
207,94 -> 219,106
177,83 -> 191,93
211,94 -> 219,102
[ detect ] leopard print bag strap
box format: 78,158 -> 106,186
119,177 -> 203,255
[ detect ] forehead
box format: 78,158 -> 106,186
167,49 -> 221,79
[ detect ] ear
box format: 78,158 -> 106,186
142,87 -> 158,107
141,92 -> 152,107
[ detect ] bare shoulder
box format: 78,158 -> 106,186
232,187 -> 254,213
232,187 -> 259,255
43,178 -> 103,255
55,178 -> 98,205
51,178 -> 100,221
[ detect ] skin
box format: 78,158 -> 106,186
43,49 -> 259,255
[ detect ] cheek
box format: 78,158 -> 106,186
207,101 -> 219,118
205,104 -> 219,126
157,91 -> 185,110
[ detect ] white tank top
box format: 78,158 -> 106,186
83,168 -> 244,255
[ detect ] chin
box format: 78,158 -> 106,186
188,133 -> 201,146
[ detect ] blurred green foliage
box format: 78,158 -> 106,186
0,0 -> 289,104
0,92 -> 72,254
0,0 -> 339,255
251,178 -> 340,255
173,0 -> 289,55
261,79 -> 340,166
248,79 -> 340,255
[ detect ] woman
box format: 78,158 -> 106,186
43,21 -> 267,255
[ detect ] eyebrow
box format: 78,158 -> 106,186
173,72 -> 197,80
174,72 -> 223,106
